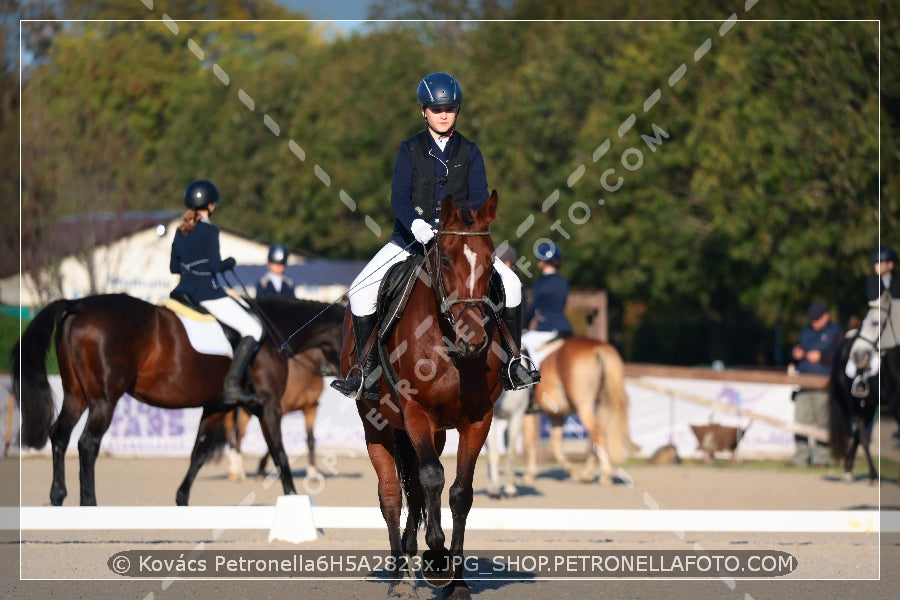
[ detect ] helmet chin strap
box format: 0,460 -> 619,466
427,123 -> 455,138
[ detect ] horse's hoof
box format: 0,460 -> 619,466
841,472 -> 854,482
227,470 -> 246,483
421,548 -> 454,588
487,489 -> 501,500
598,474 -> 612,486
503,485 -> 518,497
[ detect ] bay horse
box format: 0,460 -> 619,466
222,344 -> 339,482
830,292 -> 900,483
341,193 -> 504,599
521,337 -> 638,485
12,293 -> 343,506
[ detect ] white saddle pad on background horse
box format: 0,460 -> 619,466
158,299 -> 233,358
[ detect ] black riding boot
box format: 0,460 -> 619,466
330,313 -> 381,401
222,336 -> 259,406
501,305 -> 541,391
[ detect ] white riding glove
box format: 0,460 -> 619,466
410,219 -> 436,245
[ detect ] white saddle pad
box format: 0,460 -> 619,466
177,315 -> 233,358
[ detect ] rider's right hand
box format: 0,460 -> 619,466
411,219 -> 436,245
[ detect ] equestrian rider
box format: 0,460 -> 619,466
866,245 -> 900,304
256,243 -> 296,298
331,71 -> 541,400
170,179 -> 263,406
521,241 -> 573,369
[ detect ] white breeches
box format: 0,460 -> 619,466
348,242 -> 523,317
521,329 -> 559,370
200,296 -> 263,340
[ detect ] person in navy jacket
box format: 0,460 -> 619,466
170,179 -> 263,406
331,72 -> 540,401
521,241 -> 573,369
256,243 -> 296,299
789,301 -> 843,466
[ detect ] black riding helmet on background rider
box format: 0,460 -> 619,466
267,243 -> 289,265
872,246 -> 898,264
184,179 -> 220,209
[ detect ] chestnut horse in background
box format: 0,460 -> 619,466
341,193 -> 505,600
222,345 -> 339,482
522,337 -> 638,485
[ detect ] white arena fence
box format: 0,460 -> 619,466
2,373 -> 805,460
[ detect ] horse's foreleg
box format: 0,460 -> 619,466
548,417 -> 574,478
522,413 -> 540,485
400,408 -> 450,587
576,409 -> 612,485
858,415 -> 879,484
503,400 -> 526,497
485,422 -> 502,498
76,401 -> 117,506
366,434 -> 417,598
255,400 -> 296,496
226,409 -> 246,482
442,420 -> 491,599
176,409 -> 224,506
841,416 -> 862,481
48,396 -> 86,506
304,406 -> 318,477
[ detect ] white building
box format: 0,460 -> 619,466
4,212 -> 365,308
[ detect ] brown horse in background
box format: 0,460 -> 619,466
341,193 -> 505,600
522,337 -> 638,485
13,293 -> 342,506
222,345 -> 338,482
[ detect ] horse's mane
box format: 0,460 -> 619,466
441,195 -> 475,228
256,296 -> 344,326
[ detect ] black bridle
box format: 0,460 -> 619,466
853,298 -> 894,356
424,229 -> 500,331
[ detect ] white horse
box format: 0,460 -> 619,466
484,387 -> 530,498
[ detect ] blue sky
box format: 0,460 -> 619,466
278,0 -> 372,21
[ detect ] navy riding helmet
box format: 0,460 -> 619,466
534,241 -> 561,263
871,246 -> 898,264
183,180 -> 220,209
268,243 -> 289,265
417,72 -> 462,110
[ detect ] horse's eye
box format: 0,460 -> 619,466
441,256 -> 451,267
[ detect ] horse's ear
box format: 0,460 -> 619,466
477,190 -> 498,225
441,195 -> 460,227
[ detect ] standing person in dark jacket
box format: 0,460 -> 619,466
521,241 -> 573,369
170,179 -> 263,406
256,243 -> 296,299
331,72 -> 539,401
790,301 -> 843,467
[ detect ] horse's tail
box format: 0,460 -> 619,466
827,341 -> 853,460
12,299 -> 78,449
393,428 -> 426,530
596,343 -> 640,464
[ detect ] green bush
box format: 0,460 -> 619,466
0,311 -> 59,375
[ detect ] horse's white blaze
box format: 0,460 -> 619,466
463,243 -> 477,296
